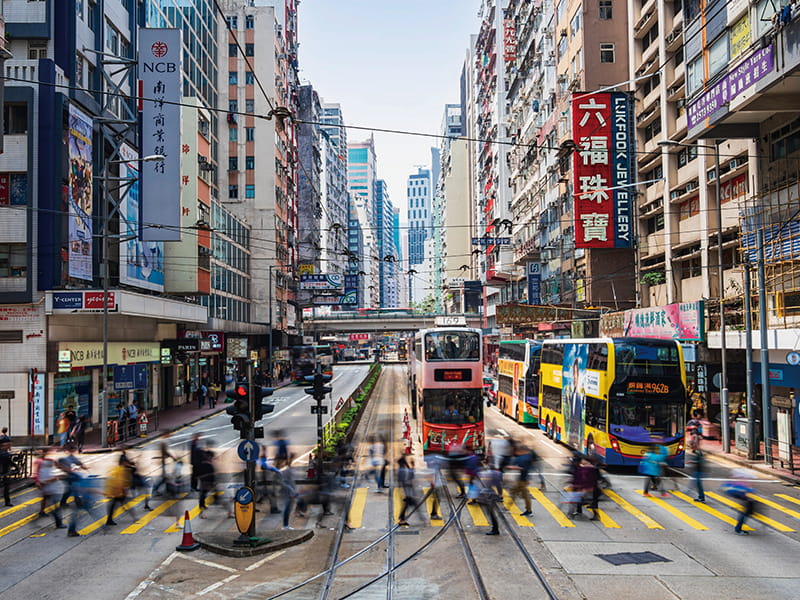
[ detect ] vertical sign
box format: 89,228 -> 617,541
139,28 -> 181,242
573,92 -> 633,249
0,173 -> 8,206
30,370 -> 45,436
119,143 -> 165,291
503,19 -> 517,62
67,104 -> 94,280
526,262 -> 541,305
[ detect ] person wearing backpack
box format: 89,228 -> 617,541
723,472 -> 757,535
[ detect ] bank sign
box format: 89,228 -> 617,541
572,92 -> 634,248
299,273 -> 344,291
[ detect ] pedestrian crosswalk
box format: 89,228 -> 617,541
3,483 -> 800,539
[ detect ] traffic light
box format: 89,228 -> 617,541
254,386 -> 275,420
226,383 -> 250,431
304,372 -> 332,400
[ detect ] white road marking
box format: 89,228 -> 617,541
176,555 -> 239,573
197,574 -> 241,596
124,551 -> 180,600
244,549 -> 286,571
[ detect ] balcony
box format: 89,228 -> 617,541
679,213 -> 702,246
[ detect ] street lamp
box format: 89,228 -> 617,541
658,138 -> 730,453
100,153 -> 164,448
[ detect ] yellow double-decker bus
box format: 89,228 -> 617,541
539,337 -> 686,467
497,339 -> 542,425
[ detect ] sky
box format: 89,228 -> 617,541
298,0 -> 481,223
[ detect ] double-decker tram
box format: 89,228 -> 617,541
539,337 -> 686,467
290,344 -> 334,384
410,327 -> 484,453
497,339 -> 542,425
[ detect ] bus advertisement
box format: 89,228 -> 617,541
497,339 -> 542,425
539,338 -> 686,467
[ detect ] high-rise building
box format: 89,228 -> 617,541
297,84 -> 323,302
375,179 -> 398,307
406,167 -> 433,305
319,102 -> 349,281
347,136 -> 379,307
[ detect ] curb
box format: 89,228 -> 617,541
705,450 -> 800,485
196,529 -> 314,558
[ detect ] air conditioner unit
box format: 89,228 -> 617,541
730,158 -> 742,169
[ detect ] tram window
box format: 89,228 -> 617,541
424,331 -> 480,361
423,389 -> 482,424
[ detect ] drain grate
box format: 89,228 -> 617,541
595,551 -> 672,566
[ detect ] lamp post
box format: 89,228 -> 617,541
658,139 -> 729,453
100,154 -> 164,448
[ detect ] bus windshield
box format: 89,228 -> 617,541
614,341 -> 681,379
423,388 -> 482,424
424,331 -> 480,361
609,399 -> 685,439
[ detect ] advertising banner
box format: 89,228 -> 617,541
119,143 -> 165,291
526,262 -> 541,305
139,28 -> 181,241
503,19 -> 517,62
67,104 -> 94,281
622,301 -> 705,341
30,370 -> 45,436
572,92 -> 633,248
299,273 -> 344,290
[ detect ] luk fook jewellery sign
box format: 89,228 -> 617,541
139,28 -> 181,242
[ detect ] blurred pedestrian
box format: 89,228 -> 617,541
509,444 -> 534,517
57,444 -> 87,508
488,433 -> 512,471
198,446 -> 217,515
568,457 -> 598,519
56,412 -> 70,448
424,453 -> 444,520
273,430 -> 290,469
189,433 -> 203,492
641,442 -> 668,497
151,434 -> 177,495
0,437 -> 12,507
396,455 -> 417,526
128,453 -> 152,510
105,453 -> 133,526
70,415 -> 87,452
446,443 -> 467,498
38,449 -> 66,529
128,400 -> 138,439
278,458 -> 299,530
723,472 -> 757,535
688,440 -> 706,502
477,465 -> 502,535
197,381 -> 208,409
367,435 -> 388,491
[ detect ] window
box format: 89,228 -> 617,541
87,1 -> 97,32
28,41 -> 47,60
3,104 -> 28,135
245,156 -> 255,169
228,185 -> 239,199
245,99 -> 254,113
245,43 -> 254,57
677,145 -> 698,167
246,15 -> 254,29
229,157 -> 238,171
245,71 -> 254,85
229,127 -> 238,142
599,0 -> 612,19
709,33 -> 729,77
229,43 -> 238,56
226,16 -> 238,29
245,127 -> 255,141
76,0 -> 84,20
687,55 -> 703,94
679,196 -> 699,220
105,21 -> 119,55
229,71 -> 238,85
229,99 -> 238,113
600,43 -> 615,63
570,10 -> 581,37
0,244 -> 27,278
245,184 -> 255,199
643,118 -> 662,141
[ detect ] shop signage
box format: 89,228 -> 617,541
113,364 -> 148,390
299,274 -> 344,291
0,306 -> 40,321
599,310 -> 625,337
572,92 -> 634,248
496,304 -> 573,325
471,236 -> 511,246
526,262 -> 541,305
201,331 -> 224,351
160,347 -> 171,364
50,291 -> 117,313
30,370 -> 45,436
349,333 -> 369,341
787,352 -> 800,366
227,337 -> 248,359
503,19 -> 517,62
57,341 -> 160,368
687,45 -> 774,130
622,301 -> 705,342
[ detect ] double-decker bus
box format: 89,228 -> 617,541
410,327 -> 484,453
290,344 -> 334,384
539,337 -> 686,467
497,339 -> 542,425
397,339 -> 408,362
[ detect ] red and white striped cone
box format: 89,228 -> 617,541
403,409 -> 409,425
176,510 -> 200,551
405,436 -> 413,455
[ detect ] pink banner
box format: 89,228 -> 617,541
623,301 -> 705,342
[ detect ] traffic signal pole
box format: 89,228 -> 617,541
315,365 -> 324,482
246,360 -> 256,538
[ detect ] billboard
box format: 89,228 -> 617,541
299,273 -> 344,290
67,104 -> 94,281
139,28 -> 182,242
623,301 -> 705,342
119,143 -> 165,291
526,262 -> 541,305
572,92 -> 634,248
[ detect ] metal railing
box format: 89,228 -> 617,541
767,437 -> 799,473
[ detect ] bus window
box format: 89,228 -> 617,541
424,331 -> 480,361
423,389 -> 482,424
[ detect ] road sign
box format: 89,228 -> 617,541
311,404 -> 328,415
234,486 -> 255,535
237,439 -> 259,462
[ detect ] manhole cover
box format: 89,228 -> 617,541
595,551 -> 672,566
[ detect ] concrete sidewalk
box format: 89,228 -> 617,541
701,436 -> 800,485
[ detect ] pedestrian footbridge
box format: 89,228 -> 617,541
304,312 -> 483,333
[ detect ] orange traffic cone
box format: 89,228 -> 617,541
176,510 -> 200,551
405,436 -> 413,454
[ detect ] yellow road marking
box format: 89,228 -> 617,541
0,499 -> 73,538
602,489 -> 663,529
0,496 -> 42,519
79,496 -> 149,535
465,501 -> 490,526
424,487 -> 443,526
591,508 -> 621,528
635,490 -> 708,530
121,493 -> 186,534
502,490 -> 534,527
164,492 -> 220,532
750,494 -> 800,520
775,493 -> 800,508
529,488 -> 574,527
670,490 -> 753,530
705,491 -> 795,532
393,487 -> 403,523
347,487 -> 367,529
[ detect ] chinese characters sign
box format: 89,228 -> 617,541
623,301 -> 705,342
299,273 -> 344,290
687,45 -> 774,131
67,104 -> 94,281
139,28 -> 181,242
571,92 -> 634,248
503,19 -> 517,62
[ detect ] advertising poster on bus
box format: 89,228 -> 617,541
67,104 -> 94,281
562,343 -> 588,449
